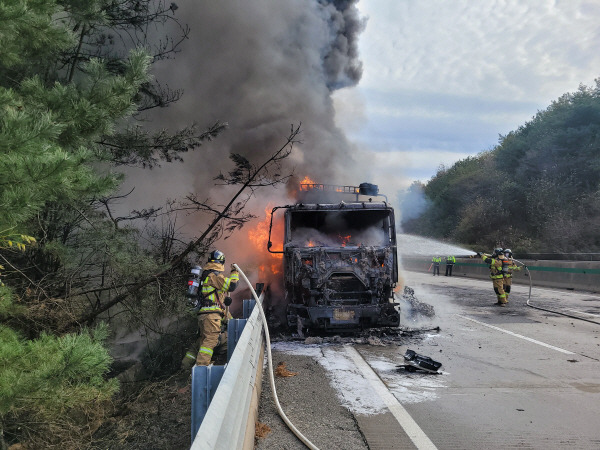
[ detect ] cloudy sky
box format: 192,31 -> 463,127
334,0 -> 600,189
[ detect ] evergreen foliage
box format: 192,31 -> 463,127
0,321 -> 117,448
0,1 -> 206,447
402,81 -> 600,253
0,1 -> 289,447
0,322 -> 117,417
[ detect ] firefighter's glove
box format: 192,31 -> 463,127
476,252 -> 482,257
230,264 -> 238,272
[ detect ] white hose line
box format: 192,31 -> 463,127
233,264 -> 320,450
512,259 -> 600,325
512,258 -> 532,300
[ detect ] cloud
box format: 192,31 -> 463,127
332,0 -> 600,185
357,0 -> 600,102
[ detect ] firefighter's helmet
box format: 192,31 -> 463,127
504,248 -> 513,257
208,250 -> 225,264
493,247 -> 504,256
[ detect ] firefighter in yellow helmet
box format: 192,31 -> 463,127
181,250 -> 239,369
477,248 -> 508,306
502,248 -> 521,302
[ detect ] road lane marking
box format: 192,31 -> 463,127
344,346 -> 438,450
457,315 -> 575,355
563,307 -> 600,318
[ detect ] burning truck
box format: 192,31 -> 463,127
267,182 -> 400,333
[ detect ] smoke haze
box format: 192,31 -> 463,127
126,0 -> 367,202
117,0 -> 372,285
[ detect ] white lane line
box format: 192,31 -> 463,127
457,315 -> 575,355
344,346 -> 438,450
526,285 -> 600,299
563,307 -> 600,318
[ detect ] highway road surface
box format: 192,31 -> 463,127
255,270 -> 600,449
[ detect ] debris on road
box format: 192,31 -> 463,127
255,421 -> 272,440
401,286 -> 436,321
397,349 -> 443,374
275,362 -> 298,377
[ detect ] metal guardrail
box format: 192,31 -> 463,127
516,253 -> 600,261
401,257 -> 600,291
190,295 -> 264,449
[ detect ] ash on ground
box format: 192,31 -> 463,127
399,286 -> 435,324
272,323 -> 440,347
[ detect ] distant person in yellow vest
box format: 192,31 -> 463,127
431,256 -> 441,276
181,250 -> 239,369
477,248 -> 508,306
502,248 -> 521,302
445,255 -> 456,276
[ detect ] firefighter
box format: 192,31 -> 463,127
502,248 -> 521,302
432,255 -> 442,276
181,250 -> 239,369
477,248 -> 508,306
445,255 -> 456,276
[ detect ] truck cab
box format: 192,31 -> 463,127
268,183 -> 400,333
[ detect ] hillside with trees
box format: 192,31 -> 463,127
402,81 -> 600,253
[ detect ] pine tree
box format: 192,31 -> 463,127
0,2 -> 151,447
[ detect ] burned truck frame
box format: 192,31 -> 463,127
268,183 -> 400,332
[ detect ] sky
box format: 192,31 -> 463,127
333,0 -> 600,190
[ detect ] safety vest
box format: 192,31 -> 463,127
432,257 -> 442,264
446,256 -> 456,264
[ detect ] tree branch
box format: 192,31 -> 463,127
66,124 -> 301,328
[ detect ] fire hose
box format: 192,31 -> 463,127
512,259 -> 600,326
233,264 -> 320,450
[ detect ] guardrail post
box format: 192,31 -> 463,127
190,289 -> 265,449
243,299 -> 256,319
227,318 -> 247,362
190,365 -> 226,442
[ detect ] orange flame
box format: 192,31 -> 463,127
299,175 -> 317,191
339,234 -> 351,247
247,204 -> 283,282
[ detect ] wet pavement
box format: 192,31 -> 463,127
255,270 -> 600,449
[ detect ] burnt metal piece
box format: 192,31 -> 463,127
399,349 -> 442,374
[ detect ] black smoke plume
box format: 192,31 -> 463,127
126,0 -> 365,201
119,1 -> 368,295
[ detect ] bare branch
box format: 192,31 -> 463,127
67,124 -> 301,327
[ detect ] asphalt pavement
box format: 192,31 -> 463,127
254,270 -> 600,449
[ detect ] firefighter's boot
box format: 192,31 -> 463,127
181,352 -> 196,371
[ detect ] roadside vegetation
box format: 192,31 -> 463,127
402,82 -> 600,253
0,1 -> 294,448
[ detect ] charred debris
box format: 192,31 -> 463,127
270,284 -> 439,346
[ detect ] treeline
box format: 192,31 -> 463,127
402,82 -> 600,253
